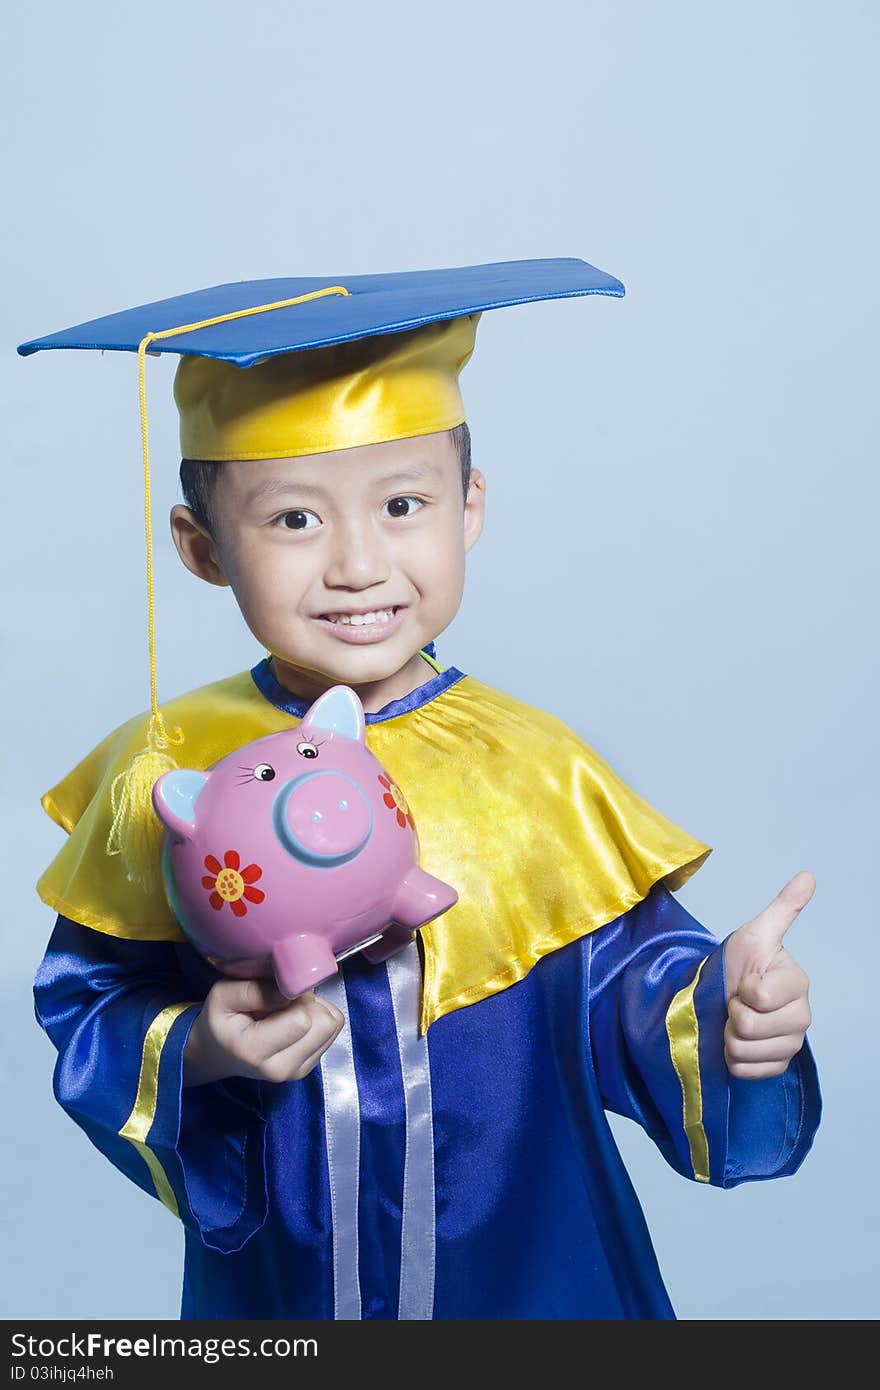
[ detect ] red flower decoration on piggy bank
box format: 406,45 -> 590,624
378,774 -> 415,830
201,850 -> 265,916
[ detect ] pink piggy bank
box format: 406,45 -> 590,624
152,685 -> 458,997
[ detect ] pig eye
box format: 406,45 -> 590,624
253,764 -> 276,781
297,742 -> 319,759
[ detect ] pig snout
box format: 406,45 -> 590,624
272,770 -> 372,866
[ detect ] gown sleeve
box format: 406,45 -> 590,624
588,883 -> 821,1187
33,914 -> 269,1252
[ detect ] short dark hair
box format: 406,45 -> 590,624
179,421 -> 472,538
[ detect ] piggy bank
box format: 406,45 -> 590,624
152,685 -> 458,998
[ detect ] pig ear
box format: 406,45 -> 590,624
300,685 -> 365,744
152,769 -> 209,842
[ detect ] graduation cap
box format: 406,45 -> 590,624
19,257 -> 624,883
20,258 -> 624,457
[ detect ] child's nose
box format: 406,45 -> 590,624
323,521 -> 391,589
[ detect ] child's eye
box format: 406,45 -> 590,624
381,496 -> 424,519
276,509 -> 321,531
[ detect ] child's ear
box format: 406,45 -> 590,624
463,468 -> 486,553
170,505 -> 230,587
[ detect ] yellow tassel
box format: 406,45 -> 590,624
106,712 -> 184,889
110,289 -> 347,888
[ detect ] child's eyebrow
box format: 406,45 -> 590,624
373,461 -> 444,488
244,460 -> 443,505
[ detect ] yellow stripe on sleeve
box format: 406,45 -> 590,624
665,958 -> 711,1183
119,1001 -> 197,1217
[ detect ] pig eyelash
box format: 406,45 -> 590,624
291,733 -> 326,756
235,766 -> 274,785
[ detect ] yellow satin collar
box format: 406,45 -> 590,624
38,667 -> 711,1033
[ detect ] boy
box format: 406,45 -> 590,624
25,261 -> 820,1320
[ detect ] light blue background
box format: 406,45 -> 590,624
3,0 -> 876,1321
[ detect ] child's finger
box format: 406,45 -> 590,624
739,871 -> 815,963
266,1016 -> 346,1083
723,1028 -> 805,1065
310,995 -> 346,1029
263,985 -> 341,1022
725,1059 -> 792,1080
212,977 -> 292,1017
290,991 -> 345,1034
245,998 -> 321,1060
734,958 -> 809,1013
727,994 -> 811,1039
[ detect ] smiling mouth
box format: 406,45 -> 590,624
317,606 -> 402,628
310,604 -> 409,645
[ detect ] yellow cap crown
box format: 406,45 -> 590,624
174,313 -> 479,461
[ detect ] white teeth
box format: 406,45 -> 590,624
326,608 -> 395,626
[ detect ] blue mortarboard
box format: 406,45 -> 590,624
18,257 -> 624,366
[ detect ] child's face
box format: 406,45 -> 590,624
172,429 -> 485,695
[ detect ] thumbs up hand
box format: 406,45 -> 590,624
723,871 -> 814,1079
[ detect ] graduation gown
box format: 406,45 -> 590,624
32,655 -> 821,1320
